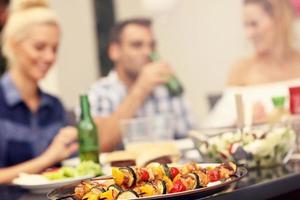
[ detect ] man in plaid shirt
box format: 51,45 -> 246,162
89,18 -> 197,151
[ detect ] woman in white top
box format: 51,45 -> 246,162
228,0 -> 300,86
204,0 -> 300,128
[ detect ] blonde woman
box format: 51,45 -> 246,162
228,0 -> 300,123
204,0 -> 300,128
0,0 -> 78,183
228,0 -> 300,86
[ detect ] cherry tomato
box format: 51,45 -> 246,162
170,180 -> 187,193
208,169 -> 220,182
170,167 -> 180,179
140,169 -> 149,182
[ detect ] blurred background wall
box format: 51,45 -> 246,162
39,0 -> 300,124
40,0 -> 100,110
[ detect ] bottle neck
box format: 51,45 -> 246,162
272,96 -> 285,107
80,96 -> 92,120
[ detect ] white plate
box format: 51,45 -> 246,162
12,174 -> 94,194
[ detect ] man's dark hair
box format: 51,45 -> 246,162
108,18 -> 152,44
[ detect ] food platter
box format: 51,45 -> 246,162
47,163 -> 247,200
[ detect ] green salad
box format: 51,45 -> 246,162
43,161 -> 103,180
197,127 -> 296,168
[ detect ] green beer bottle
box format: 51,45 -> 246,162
77,94 -> 99,163
149,52 -> 184,96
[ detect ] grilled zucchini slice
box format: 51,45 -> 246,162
156,180 -> 167,194
91,186 -> 106,194
120,167 -> 137,187
107,184 -> 123,197
161,164 -> 171,179
116,190 -> 139,200
188,173 -> 201,189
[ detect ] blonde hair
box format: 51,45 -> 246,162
244,0 -> 296,59
2,0 -> 59,66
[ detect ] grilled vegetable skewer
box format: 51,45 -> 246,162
74,162 -> 238,200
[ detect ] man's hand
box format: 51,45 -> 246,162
96,62 -> 174,152
40,126 -> 78,165
134,61 -> 173,95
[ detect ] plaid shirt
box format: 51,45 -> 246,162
0,73 -> 67,167
88,71 -> 197,139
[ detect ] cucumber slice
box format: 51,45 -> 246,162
116,190 -> 139,200
120,167 -> 137,187
108,184 -> 123,192
161,164 -> 171,179
188,173 -> 201,189
156,180 -> 167,194
107,184 -> 123,196
91,186 -> 106,194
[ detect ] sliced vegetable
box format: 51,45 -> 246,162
146,162 -> 164,179
100,190 -> 114,200
161,164 -> 171,179
112,168 -> 125,186
162,176 -> 173,193
219,167 -> 232,179
137,183 -> 157,197
170,167 -> 180,180
74,181 -> 97,199
138,168 -> 149,182
108,184 -> 123,192
208,169 -> 220,182
170,180 -> 187,193
119,167 -> 137,188
173,173 -> 200,190
91,186 -> 106,194
188,173 -> 200,189
181,163 -> 198,175
223,162 -> 237,174
196,170 -> 210,187
107,184 -> 123,197
116,190 -> 139,200
155,180 -> 167,194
